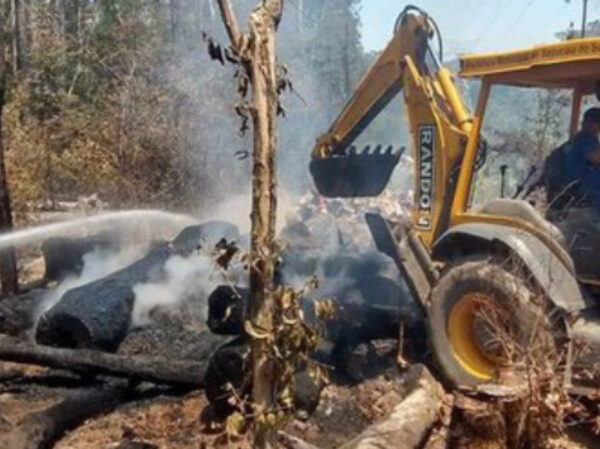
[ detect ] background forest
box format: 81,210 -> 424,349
0,0 -> 597,220
0,0 -> 372,219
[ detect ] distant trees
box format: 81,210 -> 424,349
0,0 -> 19,295
300,0 -> 365,106
0,0 -> 366,218
0,0 -> 366,294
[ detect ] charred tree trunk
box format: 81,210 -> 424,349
36,223 -> 238,351
0,42 -> 18,297
216,1 -> 284,445
11,0 -> 25,73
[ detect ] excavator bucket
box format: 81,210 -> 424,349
310,145 -> 403,198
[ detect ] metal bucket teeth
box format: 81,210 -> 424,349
310,145 -> 404,198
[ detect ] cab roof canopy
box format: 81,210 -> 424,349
459,38 -> 600,93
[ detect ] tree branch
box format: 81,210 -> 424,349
216,0 -> 242,50
264,0 -> 284,26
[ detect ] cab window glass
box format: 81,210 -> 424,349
470,85 -> 570,208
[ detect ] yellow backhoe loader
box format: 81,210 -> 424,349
309,5 -> 600,390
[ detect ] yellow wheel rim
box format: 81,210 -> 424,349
447,293 -> 498,381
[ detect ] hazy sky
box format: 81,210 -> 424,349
360,1 -> 598,58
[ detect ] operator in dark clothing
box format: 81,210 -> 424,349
565,107 -> 600,212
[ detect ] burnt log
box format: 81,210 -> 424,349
326,302 -> 404,346
36,221 -> 239,351
207,284 -> 421,346
0,334 -> 207,387
205,339 -> 324,419
0,386 -> 129,449
207,285 -> 248,335
36,243 -> 173,351
205,339 -> 251,419
332,339 -> 398,383
293,369 -> 324,416
206,283 -> 424,383
339,365 -> 445,449
41,233 -> 116,281
172,220 -> 239,255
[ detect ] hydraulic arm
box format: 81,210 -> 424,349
310,6 -> 475,246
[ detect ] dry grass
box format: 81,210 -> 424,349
447,259 -> 600,449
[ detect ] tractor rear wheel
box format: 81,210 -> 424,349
427,257 -> 554,388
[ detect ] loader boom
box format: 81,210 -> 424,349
311,11 -> 426,158
312,7 -> 474,246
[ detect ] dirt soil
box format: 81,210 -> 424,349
54,375 -> 408,449
1,353 -> 600,449
1,231 -> 598,448
0,354 -> 409,449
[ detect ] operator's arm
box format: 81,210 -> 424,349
312,13 -> 430,158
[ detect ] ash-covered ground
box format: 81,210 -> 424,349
0,194 -> 597,449
0,191 -> 427,448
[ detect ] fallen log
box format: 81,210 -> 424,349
205,339 -> 325,419
205,339 -> 251,419
36,221 -> 239,351
0,335 -> 206,387
207,285 -> 248,335
0,386 -> 129,449
207,284 -> 421,344
339,364 -> 444,449
41,233 -> 116,281
423,393 -> 454,449
36,243 -> 173,351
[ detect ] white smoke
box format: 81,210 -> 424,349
36,244 -> 149,323
32,210 -> 198,325
127,190 -> 301,329
196,189 -> 301,235
130,252 -> 216,327
130,248 -> 247,328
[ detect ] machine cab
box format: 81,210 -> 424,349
453,39 -> 600,282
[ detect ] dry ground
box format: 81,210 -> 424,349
1,358 -> 598,449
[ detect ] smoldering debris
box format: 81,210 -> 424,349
31,189 -> 419,371
202,190 -> 424,412
35,221 -> 243,351
35,244 -> 152,327
0,191 -> 429,447
36,243 -> 174,351
280,189 -> 415,312
41,234 -> 117,281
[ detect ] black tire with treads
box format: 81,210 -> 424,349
427,258 -> 552,389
